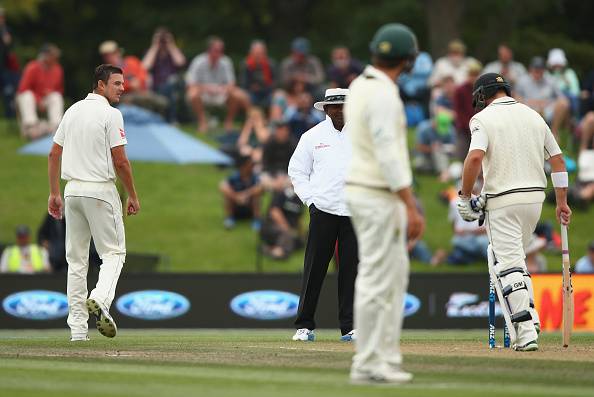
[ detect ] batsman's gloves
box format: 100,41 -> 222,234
456,192 -> 485,222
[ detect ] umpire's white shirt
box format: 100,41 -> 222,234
288,117 -> 351,216
469,96 -> 561,209
54,93 -> 127,183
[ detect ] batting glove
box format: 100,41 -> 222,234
456,194 -> 485,222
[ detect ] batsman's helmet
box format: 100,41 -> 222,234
370,23 -> 418,67
472,73 -> 511,111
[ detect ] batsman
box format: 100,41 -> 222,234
458,73 -> 572,351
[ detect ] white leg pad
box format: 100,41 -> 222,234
523,273 -> 540,327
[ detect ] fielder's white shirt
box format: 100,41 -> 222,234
54,93 -> 127,182
288,117 -> 351,216
469,96 -> 562,209
345,65 -> 412,193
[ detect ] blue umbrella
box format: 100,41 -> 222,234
19,105 -> 233,165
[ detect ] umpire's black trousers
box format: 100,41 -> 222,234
294,204 -> 358,335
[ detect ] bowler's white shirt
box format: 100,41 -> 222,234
288,117 -> 351,216
54,93 -> 127,182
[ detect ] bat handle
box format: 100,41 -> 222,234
561,224 -> 569,262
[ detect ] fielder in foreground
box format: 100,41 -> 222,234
345,23 -> 424,384
48,64 -> 140,341
457,73 -> 571,351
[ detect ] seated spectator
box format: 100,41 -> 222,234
219,155 -> 263,230
568,124 -> 594,209
280,37 -> 325,98
240,40 -> 276,109
575,241 -> 594,273
37,213 -> 101,272
186,36 -> 250,133
525,235 -> 548,273
0,225 -> 50,273
100,40 -> 167,114
286,91 -> 324,141
515,56 -> 570,138
269,77 -> 308,121
432,192 -> 489,265
16,43 -> 63,139
453,60 -> 482,160
429,40 -> 479,88
483,43 -> 527,87
326,46 -> 363,88
260,186 -> 303,260
237,106 -> 270,164
261,120 -> 296,191
0,7 -> 19,118
413,113 -> 455,176
398,52 -> 433,120
37,213 -> 67,272
415,76 -> 456,175
547,48 -> 580,116
142,27 -> 186,122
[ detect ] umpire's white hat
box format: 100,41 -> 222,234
314,88 -> 348,111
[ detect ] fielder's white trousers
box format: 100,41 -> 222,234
16,90 -> 64,129
346,186 -> 409,375
64,180 -> 126,337
485,202 -> 542,344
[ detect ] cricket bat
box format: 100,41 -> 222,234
560,224 -> 573,348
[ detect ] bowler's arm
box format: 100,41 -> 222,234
112,146 -> 140,215
47,143 -> 63,219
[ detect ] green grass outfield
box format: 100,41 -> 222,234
1,119 -> 591,272
1,329 -> 593,397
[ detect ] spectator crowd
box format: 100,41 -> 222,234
1,15 -> 593,269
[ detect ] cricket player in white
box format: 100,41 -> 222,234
345,23 -> 424,384
48,64 -> 140,341
457,73 -> 571,351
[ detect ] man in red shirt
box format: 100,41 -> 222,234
16,44 -> 64,139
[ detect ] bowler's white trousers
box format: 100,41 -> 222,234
64,180 -> 126,337
345,185 -> 409,375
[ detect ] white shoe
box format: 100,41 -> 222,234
70,335 -> 90,342
86,298 -> 117,338
292,328 -> 315,341
350,368 -> 413,385
341,329 -> 356,342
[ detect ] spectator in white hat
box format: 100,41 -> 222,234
547,48 -> 580,115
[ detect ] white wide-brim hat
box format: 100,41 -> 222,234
314,88 -> 349,111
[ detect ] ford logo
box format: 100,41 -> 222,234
230,290 -> 299,320
2,290 -> 68,320
403,293 -> 421,317
116,290 -> 190,320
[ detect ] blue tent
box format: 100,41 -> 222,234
19,105 -> 233,165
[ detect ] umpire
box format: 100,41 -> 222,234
288,88 -> 358,342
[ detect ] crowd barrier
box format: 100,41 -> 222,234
1,273 -> 592,331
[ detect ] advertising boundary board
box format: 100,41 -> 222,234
0,273 -> 592,331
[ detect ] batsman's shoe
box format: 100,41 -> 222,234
514,340 -> 538,352
341,329 -> 356,342
350,368 -> 413,385
86,298 -> 117,338
70,335 -> 90,342
292,328 -> 315,341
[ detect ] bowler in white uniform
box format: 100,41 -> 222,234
48,64 -> 140,341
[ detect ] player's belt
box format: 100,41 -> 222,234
485,187 -> 545,199
345,182 -> 391,192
